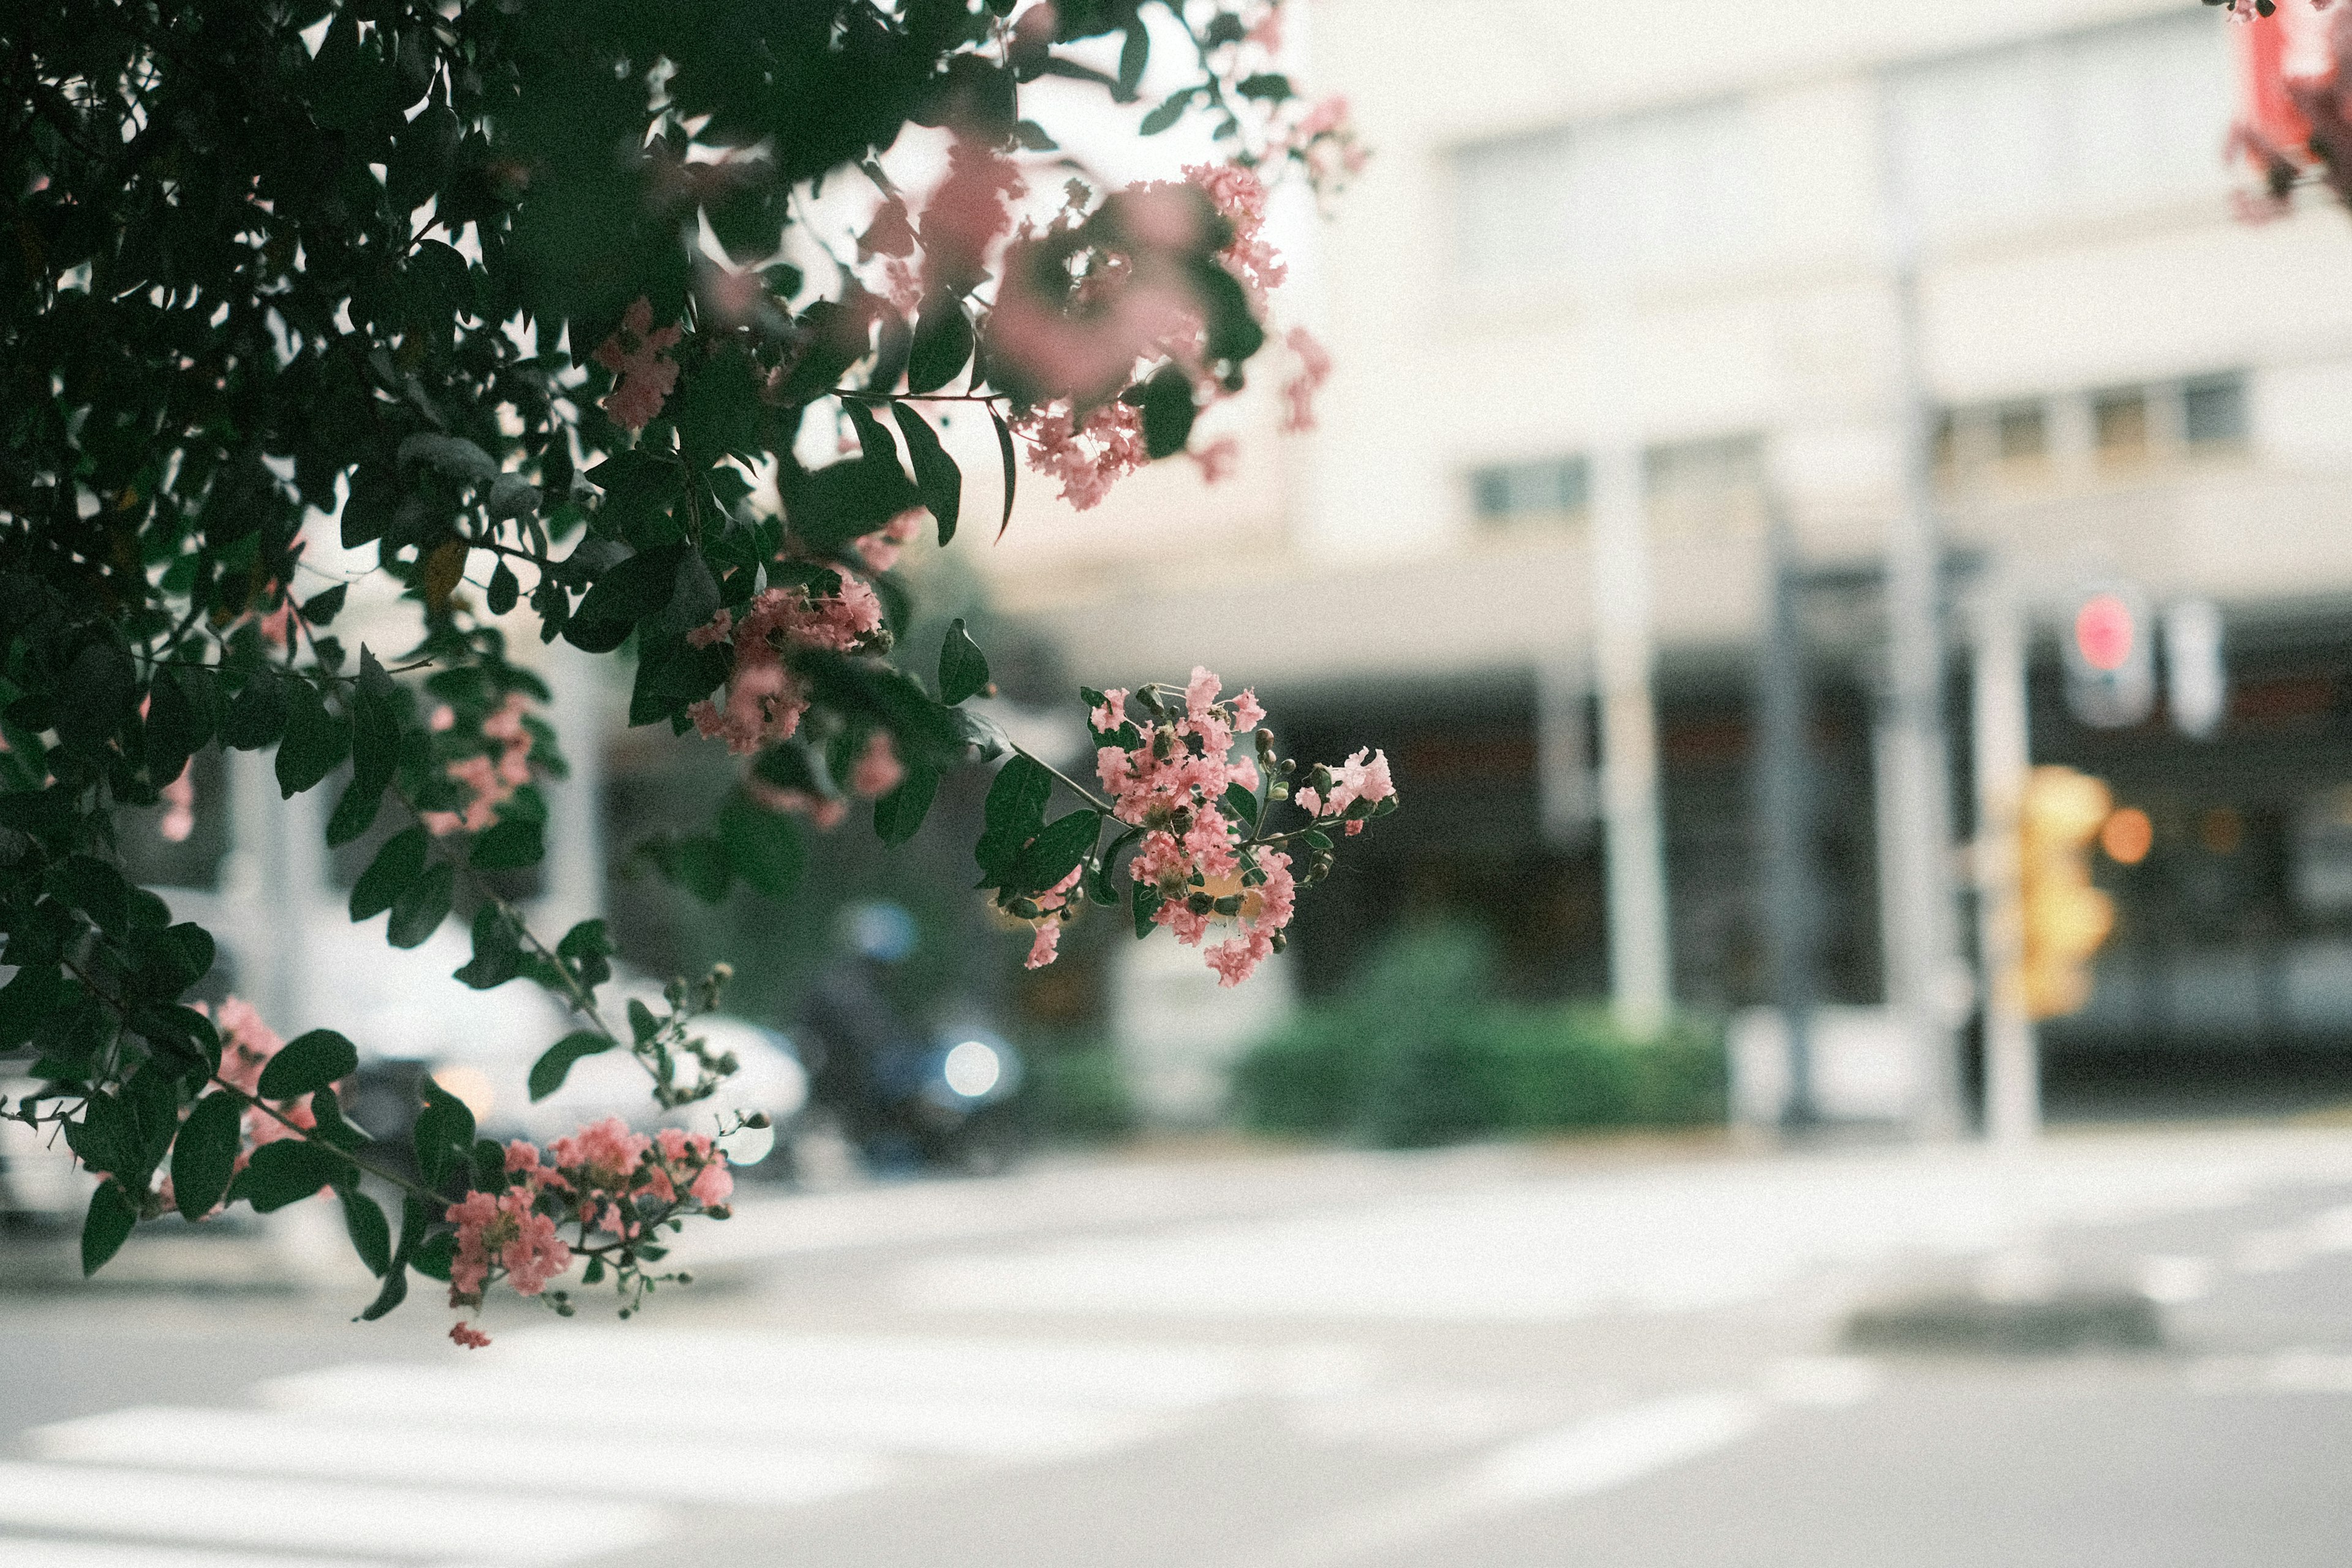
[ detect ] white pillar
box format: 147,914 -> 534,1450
1879,91 -> 1967,1140
1589,431 -> 1673,1035
221,747 -> 327,1035
533,641 -> 609,940
1972,571 -> 2038,1145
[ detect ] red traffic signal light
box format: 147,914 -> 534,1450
2073,594 -> 2135,673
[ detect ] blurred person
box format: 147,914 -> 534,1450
799,902 -> 929,1172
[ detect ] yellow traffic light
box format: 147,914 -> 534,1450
2018,766 -> 2116,1020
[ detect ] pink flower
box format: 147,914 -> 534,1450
848,731 -> 906,799
159,761 -> 194,843
1025,921 -> 1062,970
1281,328 -> 1332,434
920,140 -> 1027,296
1182,162 -> 1286,306
856,508 -> 925,574
1189,435 -> 1240,483
450,1322 -> 491,1349
1090,688 -> 1130,733
593,298 -> 684,434
549,1117 -> 653,1188
1185,666 -> 1223,720
1232,689 -> 1265,732
688,1157 -> 734,1207
1010,400 -> 1153,511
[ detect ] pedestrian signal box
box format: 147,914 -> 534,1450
2019,765 -> 2116,1020
2064,583 -> 2155,729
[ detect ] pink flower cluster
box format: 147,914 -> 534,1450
594,298 -> 684,434
745,731 -> 905,831
1022,865 -> 1084,970
685,573 -> 885,755
1281,327 -> 1332,434
855,508 -> 925,574
1294,747 -> 1395,838
421,693 -> 534,835
443,1117 -> 734,1348
1088,668 -> 1297,987
920,140 -> 1027,296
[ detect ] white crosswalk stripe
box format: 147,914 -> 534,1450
2,1329 -> 1352,1568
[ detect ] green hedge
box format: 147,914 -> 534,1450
1231,925 -> 1724,1147
1022,1045 -> 1139,1144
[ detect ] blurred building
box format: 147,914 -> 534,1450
981,0 -> 2352,1106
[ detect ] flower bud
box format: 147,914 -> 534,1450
744,1111 -> 771,1129
1186,892 -> 1213,914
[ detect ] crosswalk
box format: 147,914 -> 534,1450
1,1329 -> 1362,1568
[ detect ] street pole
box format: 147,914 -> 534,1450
1755,496 -> 1819,1128
1880,101 -> 1968,1139
1588,290 -> 1673,1037
1973,568 -> 2039,1144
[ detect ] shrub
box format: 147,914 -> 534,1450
1231,924 -> 1724,1147
1023,1046 -> 1139,1144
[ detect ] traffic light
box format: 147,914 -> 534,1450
2063,582 -> 2155,729
2019,765 -> 2116,1020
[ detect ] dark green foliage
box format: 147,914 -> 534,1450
0,0 -> 1294,1321
1232,926 -> 1726,1147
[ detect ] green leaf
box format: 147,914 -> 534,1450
990,407 -> 1018,540
938,619 -> 991,705
413,1232 -> 456,1281
1088,824 -> 1143,907
453,902 -> 522,990
1116,22 -> 1149,100
81,1180 -> 137,1276
349,649 -> 402,799
221,672 -> 290,751
1011,118 -> 1059,151
1133,882 -> 1164,939
339,1188 -> 393,1276
487,562 -> 519,615
628,999 -> 659,1044
908,295 -> 974,395
56,642 -> 137,758
1017,809 -> 1101,894
529,1029 -> 615,1101
1139,88 -> 1196,135
786,456 -> 919,552
301,584 -> 349,625
307,1083 -> 373,1150
0,965 -> 66,1052
257,1030 -> 360,1100
558,918 -> 615,990
649,834 -> 732,903
236,1139 -> 344,1212
976,754 -> 1052,883
276,679 -> 350,797
358,1262 -> 410,1321
873,763 -> 940,846
565,543 -> 684,654
350,826 -> 429,921
413,1079 -> 476,1188
64,1090 -> 145,1183
470,816 -> 545,870
628,636 -> 728,727
1223,782 -> 1261,830
143,668 -> 203,788
167,1090 -> 239,1222
1237,72 -> 1294,101
326,775 -> 387,846
386,860 -> 454,949
718,791 -> 807,901
1140,364 -> 1198,460
890,403 -> 962,546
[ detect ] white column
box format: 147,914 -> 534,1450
222,747 -> 326,1035
1972,571 -> 2038,1145
1588,414 -> 1672,1035
533,641 -> 609,940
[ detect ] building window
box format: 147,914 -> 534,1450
1453,98 -> 1758,289
1645,434 -> 1763,535
1888,11 -> 2232,243
1471,456 -> 1591,526
2093,386 -> 2151,464
1994,400 -> 2048,464
2183,372 -> 2248,448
